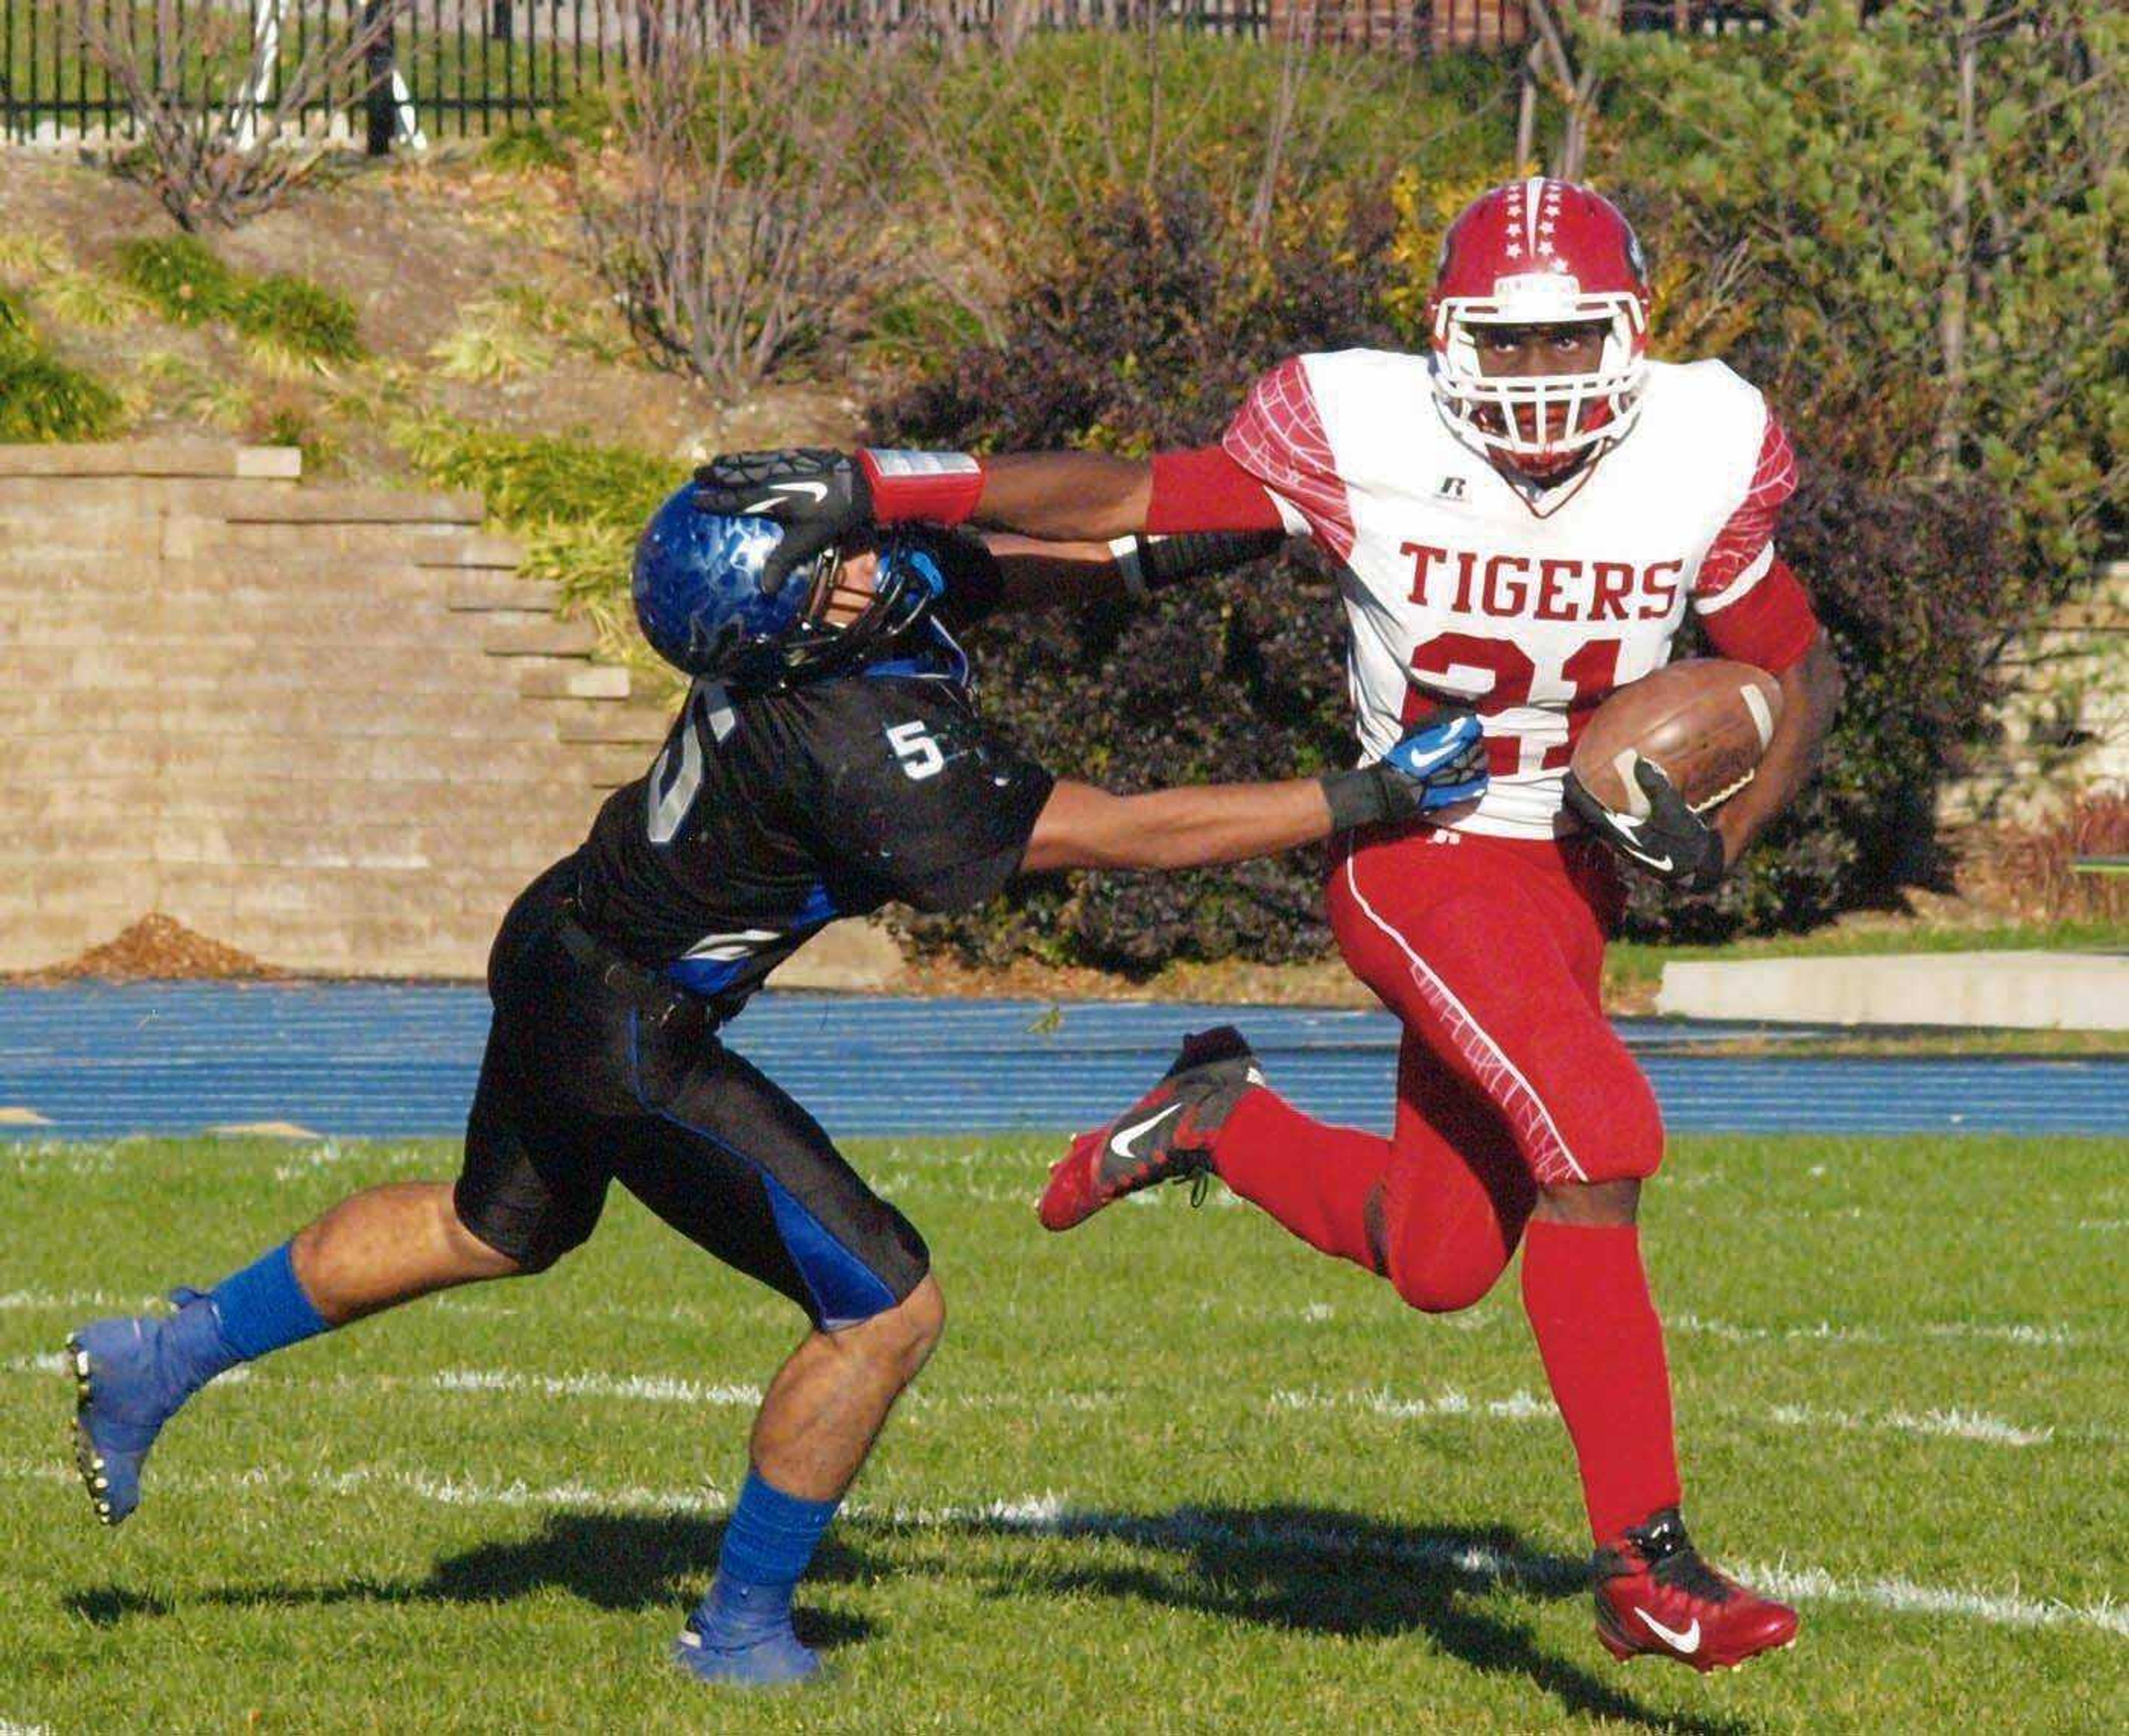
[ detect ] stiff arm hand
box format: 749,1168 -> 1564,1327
1023,710 -> 1490,875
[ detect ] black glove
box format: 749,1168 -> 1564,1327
1563,759 -> 1726,890
691,448 -> 873,595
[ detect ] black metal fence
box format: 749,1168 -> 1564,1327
1,1 -> 1766,146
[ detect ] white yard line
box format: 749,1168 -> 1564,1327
1767,1403 -> 2058,1449
10,1356 -> 2082,1446
1270,1386 -> 1552,1422
430,1369 -> 762,1407
1265,1386 -> 2081,1448
2,1457 -> 2120,1639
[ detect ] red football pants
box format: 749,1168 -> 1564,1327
1212,825 -> 1680,1540
1216,825 -> 1663,1306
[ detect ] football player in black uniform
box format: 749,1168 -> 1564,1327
67,479 -> 1487,1687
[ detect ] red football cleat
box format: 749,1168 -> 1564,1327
1037,1027 -> 1266,1232
1593,1508 -> 1799,1672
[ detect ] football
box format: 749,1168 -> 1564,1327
1570,658 -> 1783,816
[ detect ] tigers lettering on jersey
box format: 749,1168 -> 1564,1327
1219,349 -> 1817,839
1403,545 -> 1684,623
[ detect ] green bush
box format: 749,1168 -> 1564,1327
1594,0 -> 2123,591
396,416 -> 679,676
237,273 -> 365,369
114,235 -> 365,367
114,234 -> 243,324
395,416 -> 673,532
0,297 -> 124,442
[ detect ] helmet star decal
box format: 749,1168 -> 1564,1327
1425,176 -> 1653,480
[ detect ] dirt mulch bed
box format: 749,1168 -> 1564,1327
7,914 -> 286,985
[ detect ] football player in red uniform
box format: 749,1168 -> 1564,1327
695,178 -> 1843,1672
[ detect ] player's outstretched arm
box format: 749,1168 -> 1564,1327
981,529 -> 1288,615
1020,712 -> 1488,874
1708,630 -> 1843,867
972,453 -> 1152,540
692,446 -> 1288,591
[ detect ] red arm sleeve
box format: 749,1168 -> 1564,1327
1146,447 -> 1287,535
1691,410 -> 1819,673
1698,554 -> 1820,673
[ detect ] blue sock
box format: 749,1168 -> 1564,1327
693,1469 -> 840,1642
202,1242 -> 332,1366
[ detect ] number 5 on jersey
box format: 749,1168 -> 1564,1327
886,719 -> 945,782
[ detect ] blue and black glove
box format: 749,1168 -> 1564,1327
1321,706 -> 1489,831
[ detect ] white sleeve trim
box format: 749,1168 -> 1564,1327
1695,543 -> 1775,616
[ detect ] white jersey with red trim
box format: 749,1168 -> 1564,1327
1221,350 -> 1801,839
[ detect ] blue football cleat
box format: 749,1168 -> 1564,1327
67,1289 -> 233,1526
671,1607 -> 822,1687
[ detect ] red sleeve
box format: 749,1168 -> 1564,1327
1690,409 -> 1816,672
1698,554 -> 1820,673
1693,410 -> 1798,604
1146,446 -> 1286,535
1216,356 -> 1357,561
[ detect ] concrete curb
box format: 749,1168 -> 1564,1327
1657,951 -> 2128,1031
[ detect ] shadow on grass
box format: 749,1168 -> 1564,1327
70,1503 -> 1751,1729
932,1503 -> 1754,1735
68,1513 -> 874,1654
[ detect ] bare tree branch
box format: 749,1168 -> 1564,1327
77,0 -> 408,230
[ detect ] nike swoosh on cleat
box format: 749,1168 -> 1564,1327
1110,1103 -> 1183,1162
1636,1609 -> 1700,1653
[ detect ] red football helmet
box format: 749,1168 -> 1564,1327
1428,178 -> 1653,476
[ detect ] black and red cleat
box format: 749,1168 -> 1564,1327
1593,1508 -> 1799,1672
1037,1027 -> 1266,1232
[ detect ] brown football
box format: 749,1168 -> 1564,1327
1570,659 -> 1783,816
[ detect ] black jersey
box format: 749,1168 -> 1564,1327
572,626 -> 1051,1014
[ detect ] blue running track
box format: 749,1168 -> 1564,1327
0,983 -> 2121,1140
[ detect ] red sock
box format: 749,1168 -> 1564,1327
1213,1091 -> 1389,1274
1520,1219 -> 1682,1544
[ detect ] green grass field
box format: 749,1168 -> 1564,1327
2,1132 -> 2122,1732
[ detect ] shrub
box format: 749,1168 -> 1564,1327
395,416 -> 673,532
575,8 -> 893,394
79,1 -> 403,230
1593,0 -> 2124,594
871,180 -> 1405,970
395,416 -> 678,675
114,235 -> 244,325
114,237 -> 365,370
236,273 -> 366,372
0,300 -> 124,442
1964,792 -> 2129,924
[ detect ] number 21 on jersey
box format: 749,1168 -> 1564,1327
1402,632 -> 1624,777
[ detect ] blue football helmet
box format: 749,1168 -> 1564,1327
631,483 -> 946,688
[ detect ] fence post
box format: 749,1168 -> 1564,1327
364,0 -> 395,155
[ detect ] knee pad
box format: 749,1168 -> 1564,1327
1388,1242 -> 1511,1315
1564,1074 -> 1664,1184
